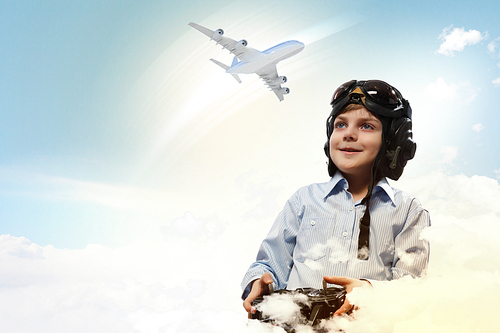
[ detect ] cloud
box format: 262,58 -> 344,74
423,77 -> 459,102
254,292 -> 310,327
487,38 -> 500,86
0,167 -> 181,212
472,123 -> 485,132
0,235 -> 44,259
487,37 -> 500,58
1,171 -> 500,332
438,146 -> 459,165
161,211 -> 225,240
436,26 -> 487,56
422,77 -> 479,105
0,222 -> 253,332
236,171 -> 283,221
162,211 -> 208,238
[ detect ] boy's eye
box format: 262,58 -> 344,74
362,123 -> 374,130
334,122 -> 346,129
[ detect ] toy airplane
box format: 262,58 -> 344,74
188,22 -> 305,101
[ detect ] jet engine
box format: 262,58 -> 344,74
212,29 -> 224,41
235,39 -> 248,50
279,88 -> 290,95
273,76 -> 287,85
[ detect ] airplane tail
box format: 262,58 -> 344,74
209,58 -> 242,83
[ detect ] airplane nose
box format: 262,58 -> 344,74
293,42 -> 305,54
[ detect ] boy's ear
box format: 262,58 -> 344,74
381,117 -> 416,180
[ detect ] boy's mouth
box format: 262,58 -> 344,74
339,147 -> 362,152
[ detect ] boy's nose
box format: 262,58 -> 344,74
343,128 -> 357,141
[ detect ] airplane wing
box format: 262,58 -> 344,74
188,22 -> 260,62
255,64 -> 289,101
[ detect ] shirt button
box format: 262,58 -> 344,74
349,206 -> 354,211
342,231 -> 348,237
310,220 -> 316,226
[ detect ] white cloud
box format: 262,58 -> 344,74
0,167 -> 185,213
438,146 -> 459,165
489,37 -> 500,80
494,168 -> 500,179
163,211 -> 208,237
0,220 -> 255,332
436,26 -> 487,56
1,171 -> 500,332
472,123 -> 485,132
161,211 -> 225,240
423,77 -> 479,105
423,77 -> 458,102
254,292 -> 309,327
0,235 -> 44,259
487,37 -> 500,58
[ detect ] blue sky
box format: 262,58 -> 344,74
2,1 -> 500,332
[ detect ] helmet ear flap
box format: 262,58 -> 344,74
324,139 -> 338,177
324,114 -> 338,177
380,117 -> 416,180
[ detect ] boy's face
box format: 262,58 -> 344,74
329,107 -> 383,178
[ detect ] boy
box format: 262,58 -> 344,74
241,80 -> 430,316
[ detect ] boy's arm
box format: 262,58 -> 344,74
391,198 -> 431,279
240,195 -> 301,300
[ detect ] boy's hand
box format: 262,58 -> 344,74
243,272 -> 273,317
323,275 -> 371,316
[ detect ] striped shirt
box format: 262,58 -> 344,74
241,172 -> 430,298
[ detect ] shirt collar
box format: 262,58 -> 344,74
323,172 -> 347,198
324,172 -> 396,205
373,177 -> 396,205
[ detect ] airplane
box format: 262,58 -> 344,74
188,22 -> 305,101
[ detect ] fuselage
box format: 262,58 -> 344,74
226,40 -> 304,74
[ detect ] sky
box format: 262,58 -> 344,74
1,0 -> 500,332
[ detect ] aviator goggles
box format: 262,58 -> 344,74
330,80 -> 411,119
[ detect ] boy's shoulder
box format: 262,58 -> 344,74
386,184 -> 426,211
